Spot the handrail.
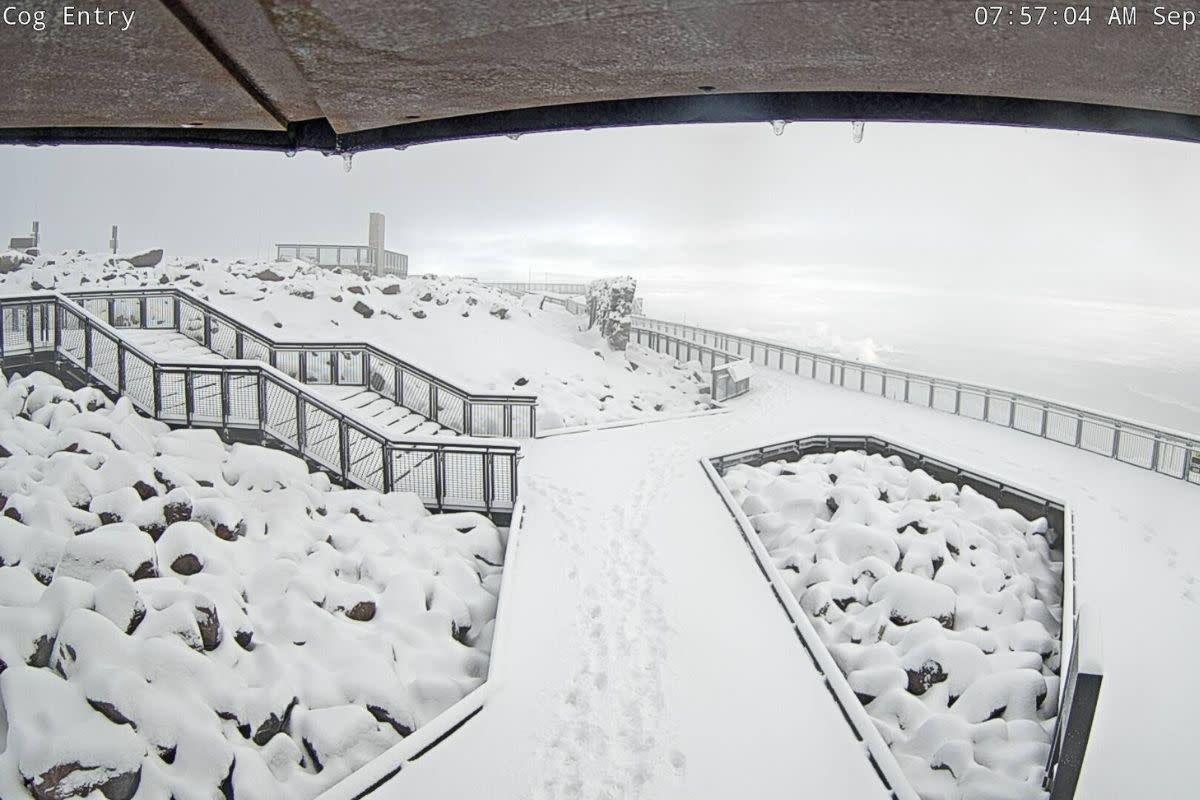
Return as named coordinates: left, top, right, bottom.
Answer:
left=0, top=292, right=520, bottom=522
left=63, top=288, right=537, bottom=437
left=635, top=316, right=1200, bottom=484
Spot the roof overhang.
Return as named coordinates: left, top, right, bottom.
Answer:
left=3, top=1, right=1198, bottom=153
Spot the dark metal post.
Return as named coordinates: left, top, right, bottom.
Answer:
left=338, top=422, right=349, bottom=482
left=153, top=368, right=161, bottom=417
left=184, top=370, right=194, bottom=426
left=116, top=342, right=126, bottom=393
left=220, top=372, right=231, bottom=428
left=202, top=312, right=212, bottom=349
left=382, top=445, right=394, bottom=492
left=296, top=394, right=307, bottom=450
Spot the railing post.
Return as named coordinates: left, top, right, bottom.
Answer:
left=296, top=395, right=307, bottom=450
left=982, top=391, right=990, bottom=420
left=430, top=384, right=439, bottom=425
left=1008, top=398, right=1016, bottom=428
left=859, top=370, right=865, bottom=391
left=172, top=296, right=181, bottom=331
left=338, top=422, right=349, bottom=483
left=363, top=351, right=371, bottom=389
left=220, top=372, right=231, bottom=429
left=1075, top=417, right=1084, bottom=447
left=395, top=365, right=403, bottom=406
left=1111, top=426, right=1121, bottom=458
left=235, top=331, right=244, bottom=360
left=810, top=357, right=816, bottom=379
left=904, top=377, right=910, bottom=403
left=202, top=312, right=211, bottom=349
left=483, top=453, right=494, bottom=512
left=298, top=351, right=308, bottom=383
left=256, top=373, right=267, bottom=443
left=464, top=401, right=473, bottom=436
left=382, top=445, right=394, bottom=492
left=1040, top=405, right=1049, bottom=437
left=1150, top=437, right=1161, bottom=472
left=434, top=451, right=445, bottom=511
left=954, top=386, right=962, bottom=415
left=116, top=341, right=126, bottom=393
left=84, top=324, right=93, bottom=373
left=184, top=370, right=194, bottom=427
left=153, top=368, right=161, bottom=417
left=107, top=297, right=115, bottom=325
left=329, top=351, right=337, bottom=385
left=139, top=296, right=148, bottom=328
left=26, top=305, right=35, bottom=351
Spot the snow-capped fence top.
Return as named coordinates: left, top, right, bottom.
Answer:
left=0, top=292, right=521, bottom=522
left=637, top=315, right=1200, bottom=486
left=63, top=287, right=538, bottom=438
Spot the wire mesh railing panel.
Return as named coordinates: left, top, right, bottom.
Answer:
left=1157, top=443, right=1188, bottom=479
left=402, top=371, right=432, bottom=417
left=843, top=365, right=863, bottom=390
left=81, top=297, right=109, bottom=323
left=368, top=360, right=396, bottom=397
left=305, top=351, right=334, bottom=384
left=179, top=302, right=206, bottom=343
left=337, top=351, right=365, bottom=385
left=111, top=298, right=141, bottom=328
left=346, top=425, right=385, bottom=491
left=471, top=404, right=505, bottom=437
left=438, top=392, right=465, bottom=433
left=1078, top=419, right=1115, bottom=454
left=814, top=360, right=833, bottom=384
left=240, top=334, right=269, bottom=364
left=442, top=451, right=485, bottom=507
left=301, top=401, right=341, bottom=470
left=89, top=331, right=120, bottom=390
left=146, top=296, right=175, bottom=328
left=492, top=453, right=515, bottom=508
left=511, top=406, right=534, bottom=438
left=1115, top=430, right=1155, bottom=469
left=122, top=350, right=154, bottom=411
left=931, top=385, right=957, bottom=412
left=988, top=396, right=1013, bottom=425
left=274, top=351, right=300, bottom=380
left=190, top=372, right=223, bottom=424
left=390, top=449, right=437, bottom=503
left=158, top=371, right=188, bottom=423
left=862, top=371, right=884, bottom=396
left=960, top=391, right=987, bottom=420
left=1, top=306, right=30, bottom=355
left=263, top=378, right=299, bottom=447
left=883, top=374, right=906, bottom=402
left=33, top=303, right=55, bottom=351
left=906, top=379, right=932, bottom=407
left=210, top=318, right=237, bottom=359
left=1046, top=411, right=1080, bottom=445
left=227, top=374, right=260, bottom=427
left=1014, top=402, right=1043, bottom=434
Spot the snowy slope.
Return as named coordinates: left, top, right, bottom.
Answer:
left=0, top=372, right=503, bottom=800
left=0, top=252, right=715, bottom=431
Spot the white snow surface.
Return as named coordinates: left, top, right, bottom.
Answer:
left=0, top=252, right=714, bottom=430
left=725, top=451, right=1063, bottom=799
left=0, top=372, right=504, bottom=799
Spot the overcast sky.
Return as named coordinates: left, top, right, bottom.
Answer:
left=2, top=121, right=1198, bottom=304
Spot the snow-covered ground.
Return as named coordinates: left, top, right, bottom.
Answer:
left=0, top=252, right=715, bottom=431
left=361, top=367, right=1199, bottom=800
left=0, top=372, right=503, bottom=800
left=726, top=452, right=1063, bottom=799
left=4, top=251, right=1199, bottom=800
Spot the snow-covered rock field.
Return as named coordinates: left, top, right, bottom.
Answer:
left=0, top=251, right=715, bottom=431
left=724, top=450, right=1063, bottom=800
left=0, top=371, right=504, bottom=799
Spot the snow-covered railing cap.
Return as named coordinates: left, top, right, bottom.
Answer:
left=716, top=360, right=753, bottom=383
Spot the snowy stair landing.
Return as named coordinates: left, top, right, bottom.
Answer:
left=308, top=385, right=457, bottom=437
left=119, top=330, right=457, bottom=437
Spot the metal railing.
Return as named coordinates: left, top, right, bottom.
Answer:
left=276, top=243, right=408, bottom=276
left=637, top=316, right=1200, bottom=484
left=483, top=281, right=588, bottom=296
left=0, top=293, right=520, bottom=522
left=62, top=288, right=537, bottom=439
left=706, top=434, right=1095, bottom=800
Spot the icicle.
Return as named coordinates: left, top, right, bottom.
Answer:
left=284, top=149, right=297, bottom=159
left=770, top=120, right=788, bottom=136
left=852, top=121, right=865, bottom=144
left=342, top=153, right=354, bottom=173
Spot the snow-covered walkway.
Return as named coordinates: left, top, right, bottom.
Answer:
left=364, top=367, right=1200, bottom=800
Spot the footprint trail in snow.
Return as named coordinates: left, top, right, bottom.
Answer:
left=528, top=446, right=681, bottom=800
